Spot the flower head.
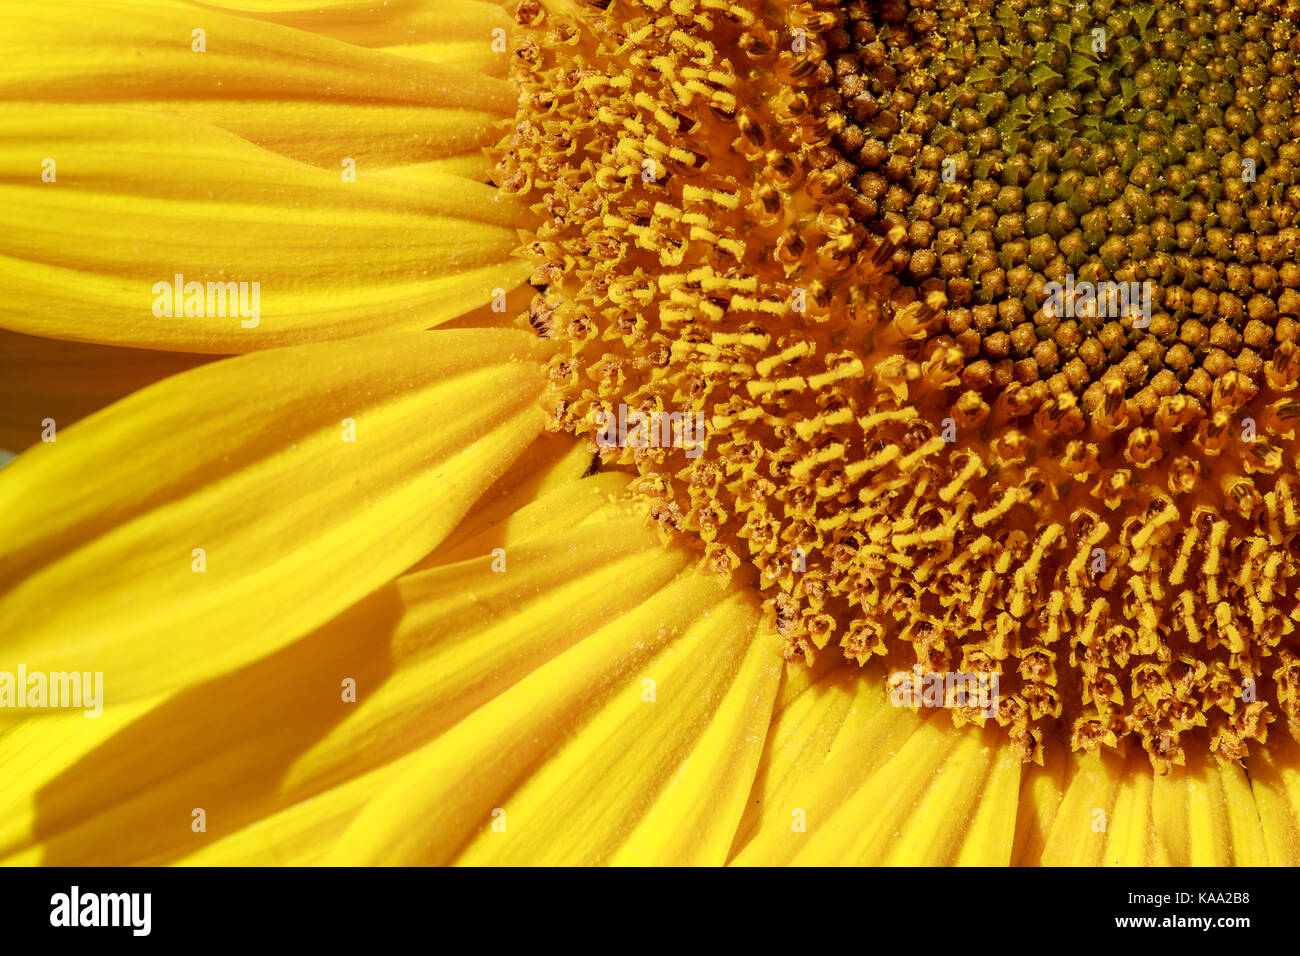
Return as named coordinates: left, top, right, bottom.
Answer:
left=3, top=0, right=1300, bottom=867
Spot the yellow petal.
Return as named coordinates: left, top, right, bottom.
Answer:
left=3, top=475, right=648, bottom=865
left=0, top=106, right=530, bottom=352
left=788, top=719, right=1021, bottom=866
left=383, top=154, right=499, bottom=181
left=0, top=586, right=403, bottom=865
left=0, top=328, right=549, bottom=702
left=326, top=560, right=779, bottom=865
left=1213, top=755, right=1270, bottom=866
left=0, top=0, right=513, bottom=169
left=432, top=471, right=628, bottom=565
left=1040, top=747, right=1267, bottom=866
left=1244, top=734, right=1300, bottom=865
left=147, top=100, right=508, bottom=173
left=1039, top=748, right=1157, bottom=865
left=1010, top=743, right=1066, bottom=865
left=0, top=329, right=211, bottom=451
left=728, top=659, right=922, bottom=865
left=1037, top=750, right=1119, bottom=865
left=173, top=759, right=410, bottom=866
left=457, top=589, right=778, bottom=866
left=1150, top=749, right=1266, bottom=865
left=428, top=432, right=594, bottom=560
left=194, top=0, right=512, bottom=74
left=282, top=513, right=695, bottom=802
left=439, top=284, right=537, bottom=332
left=0, top=694, right=162, bottom=860
left=607, top=619, right=781, bottom=866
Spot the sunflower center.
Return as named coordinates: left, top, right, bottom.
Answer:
left=831, top=0, right=1300, bottom=425
left=497, top=0, right=1300, bottom=770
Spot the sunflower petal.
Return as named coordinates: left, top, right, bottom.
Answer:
left=284, top=514, right=696, bottom=802
left=0, top=694, right=162, bottom=860
left=0, top=0, right=513, bottom=169
left=0, top=106, right=530, bottom=352
left=432, top=471, right=629, bottom=566
left=1, top=475, right=648, bottom=865
left=137, top=100, right=507, bottom=172
left=0, top=586, right=405, bottom=865
left=788, top=720, right=1021, bottom=866
left=326, top=561, right=779, bottom=865
left=0, top=328, right=549, bottom=703
left=606, top=618, right=781, bottom=866
left=426, top=433, right=594, bottom=560
left=1244, top=734, right=1300, bottom=865
left=728, top=660, right=922, bottom=865
left=1149, top=749, right=1264, bottom=865
left=1039, top=748, right=1162, bottom=865
left=191, top=0, right=512, bottom=74
left=1036, top=747, right=1265, bottom=866
left=1213, top=755, right=1270, bottom=866
left=0, top=330, right=210, bottom=451
left=1010, top=744, right=1066, bottom=865
left=172, top=759, right=410, bottom=866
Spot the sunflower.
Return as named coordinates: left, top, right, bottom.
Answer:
left=2, top=0, right=1300, bottom=868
